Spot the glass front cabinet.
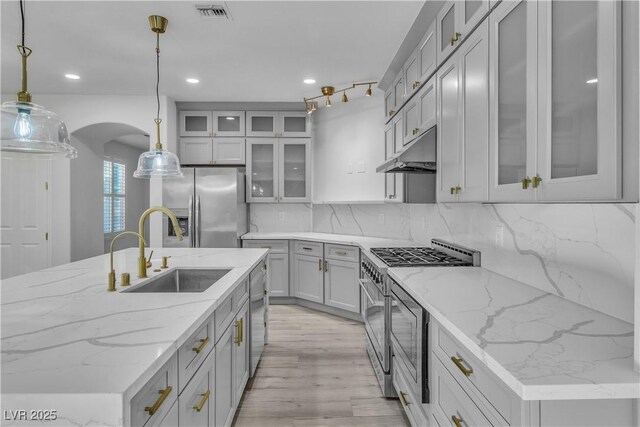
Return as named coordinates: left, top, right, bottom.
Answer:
left=489, top=0, right=621, bottom=202
left=247, top=138, right=311, bottom=203
left=246, top=111, right=310, bottom=138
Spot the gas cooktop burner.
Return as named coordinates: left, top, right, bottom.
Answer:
left=370, top=247, right=473, bottom=268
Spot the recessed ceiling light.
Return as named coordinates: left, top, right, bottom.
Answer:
left=65, top=74, right=80, bottom=80
left=586, top=78, right=598, bottom=84
left=186, top=78, right=200, bottom=84
left=303, top=78, right=316, bottom=84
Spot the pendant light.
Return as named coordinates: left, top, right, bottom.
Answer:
left=134, top=15, right=183, bottom=179
left=0, top=0, right=77, bottom=158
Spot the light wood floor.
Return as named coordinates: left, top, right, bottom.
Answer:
left=233, top=304, right=409, bottom=427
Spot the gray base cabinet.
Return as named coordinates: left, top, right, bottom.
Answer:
left=179, top=350, right=214, bottom=426
left=242, top=240, right=289, bottom=297
left=324, top=258, right=360, bottom=313
left=292, top=252, right=324, bottom=303
left=215, top=321, right=235, bottom=427
left=233, top=300, right=250, bottom=404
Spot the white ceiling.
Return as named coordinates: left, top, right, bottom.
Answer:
left=1, top=1, right=423, bottom=102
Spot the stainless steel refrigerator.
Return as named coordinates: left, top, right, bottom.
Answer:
left=162, top=168, right=247, bottom=248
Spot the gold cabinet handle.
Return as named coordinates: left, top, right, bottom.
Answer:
left=240, top=317, right=244, bottom=343
left=399, top=391, right=411, bottom=406
left=413, top=127, right=420, bottom=135
left=413, top=81, right=420, bottom=90
left=302, top=246, right=313, bottom=251
left=451, top=355, right=473, bottom=377
left=521, top=177, right=532, bottom=190
left=234, top=318, right=244, bottom=346
left=455, top=186, right=461, bottom=194
left=450, top=187, right=455, bottom=195
left=193, top=390, right=210, bottom=412
left=389, top=110, right=395, bottom=116
left=192, top=337, right=209, bottom=354
left=318, top=259, right=322, bottom=271
left=450, top=32, right=462, bottom=46
left=144, top=386, right=173, bottom=416
left=234, top=320, right=241, bottom=345
left=324, top=260, right=328, bottom=272
left=452, top=415, right=464, bottom=427
left=532, top=175, right=542, bottom=188
left=335, top=251, right=348, bottom=256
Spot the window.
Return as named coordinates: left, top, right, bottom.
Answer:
left=103, top=160, right=126, bottom=234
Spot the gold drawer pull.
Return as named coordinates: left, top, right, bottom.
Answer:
left=335, top=250, right=348, bottom=256
left=318, top=259, right=322, bottom=271
left=452, top=415, right=464, bottom=427
left=302, top=246, right=313, bottom=251
left=234, top=318, right=244, bottom=346
left=192, top=337, right=209, bottom=354
left=193, top=390, right=211, bottom=412
left=451, top=355, right=473, bottom=377
left=399, top=391, right=411, bottom=406
left=145, top=386, right=173, bottom=416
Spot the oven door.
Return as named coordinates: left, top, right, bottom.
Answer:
left=390, top=279, right=428, bottom=403
left=359, top=277, right=387, bottom=370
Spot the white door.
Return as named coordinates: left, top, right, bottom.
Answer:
left=458, top=20, right=489, bottom=202
left=535, top=0, right=621, bottom=201
left=215, top=323, right=235, bottom=427
left=417, top=77, right=437, bottom=136
left=278, top=139, right=311, bottom=203
left=180, top=138, right=213, bottom=165
left=488, top=0, right=537, bottom=202
left=246, top=138, right=278, bottom=203
left=417, top=21, right=437, bottom=84
left=324, top=258, right=360, bottom=313
left=403, top=48, right=420, bottom=97
left=268, top=253, right=289, bottom=297
left=437, top=1, right=460, bottom=64
left=280, top=112, right=311, bottom=138
left=233, top=300, right=250, bottom=404
left=180, top=111, right=212, bottom=137
left=212, top=111, right=246, bottom=137
left=179, top=350, right=214, bottom=427
left=246, top=111, right=278, bottom=137
left=213, top=138, right=245, bottom=165
left=1, top=157, right=50, bottom=279
left=293, top=253, right=323, bottom=303
left=436, top=56, right=461, bottom=202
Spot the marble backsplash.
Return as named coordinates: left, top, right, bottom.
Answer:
left=250, top=202, right=636, bottom=323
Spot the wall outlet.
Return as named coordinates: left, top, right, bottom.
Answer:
left=356, top=161, right=366, bottom=173
left=378, top=213, right=385, bottom=225
left=279, top=211, right=285, bottom=222
left=495, top=224, right=504, bottom=247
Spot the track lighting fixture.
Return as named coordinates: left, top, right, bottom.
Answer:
left=365, top=84, right=372, bottom=97
left=303, top=81, right=376, bottom=114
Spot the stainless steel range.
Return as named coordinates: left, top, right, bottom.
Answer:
left=359, top=239, right=479, bottom=398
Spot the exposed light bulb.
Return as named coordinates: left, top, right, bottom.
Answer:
left=325, top=97, right=332, bottom=107
left=365, top=84, right=372, bottom=96
left=342, top=92, right=349, bottom=103
left=13, top=110, right=33, bottom=140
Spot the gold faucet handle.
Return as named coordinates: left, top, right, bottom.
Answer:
left=121, top=272, right=131, bottom=286
left=146, top=250, right=154, bottom=268
left=108, top=270, right=116, bottom=292
left=161, top=256, right=171, bottom=269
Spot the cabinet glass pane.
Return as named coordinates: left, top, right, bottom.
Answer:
left=551, top=1, right=597, bottom=179
left=185, top=116, right=208, bottom=132
left=251, top=144, right=274, bottom=198
left=217, top=115, right=241, bottom=132
left=441, top=5, right=455, bottom=50
left=251, top=116, right=274, bottom=132
left=465, top=0, right=482, bottom=23
left=282, top=144, right=306, bottom=198
left=394, top=79, right=404, bottom=107
left=283, top=116, right=306, bottom=133
left=497, top=2, right=527, bottom=185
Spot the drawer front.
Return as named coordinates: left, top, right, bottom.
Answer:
left=392, top=355, right=428, bottom=427
left=294, top=240, right=323, bottom=256
left=178, top=317, right=214, bottom=392
left=433, top=356, right=492, bottom=427
left=242, top=239, right=288, bottom=253
left=324, top=243, right=359, bottom=262
left=234, top=277, right=250, bottom=309
left=179, top=349, right=214, bottom=427
left=215, top=293, right=235, bottom=343
left=131, top=353, right=178, bottom=427
left=435, top=324, right=513, bottom=424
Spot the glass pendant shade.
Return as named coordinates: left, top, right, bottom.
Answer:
left=1, top=101, right=77, bottom=158
left=133, top=146, right=183, bottom=178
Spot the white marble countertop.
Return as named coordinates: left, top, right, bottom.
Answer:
left=389, top=267, right=639, bottom=401
left=243, top=231, right=639, bottom=401
left=1, top=247, right=267, bottom=425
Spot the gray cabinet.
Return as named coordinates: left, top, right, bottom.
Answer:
left=178, top=350, right=214, bottom=427
left=233, top=299, right=250, bottom=404
left=247, top=111, right=310, bottom=138
left=180, top=137, right=245, bottom=166
left=215, top=321, right=235, bottom=427
left=324, top=257, right=360, bottom=314
left=292, top=252, right=324, bottom=304
left=242, top=240, right=289, bottom=297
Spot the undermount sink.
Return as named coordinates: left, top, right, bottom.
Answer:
left=124, top=268, right=232, bottom=293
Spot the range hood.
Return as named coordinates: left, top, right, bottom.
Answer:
left=376, top=125, right=436, bottom=174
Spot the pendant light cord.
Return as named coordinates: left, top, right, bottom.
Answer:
left=20, top=0, right=25, bottom=46
left=156, top=32, right=160, bottom=122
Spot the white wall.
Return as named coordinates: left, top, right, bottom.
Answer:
left=312, top=93, right=385, bottom=202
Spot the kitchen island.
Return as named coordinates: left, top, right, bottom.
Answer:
left=1, top=247, right=268, bottom=426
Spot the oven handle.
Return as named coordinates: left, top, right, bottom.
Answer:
left=358, top=279, right=376, bottom=305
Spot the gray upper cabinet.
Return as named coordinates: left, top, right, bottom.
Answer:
left=280, top=112, right=311, bottom=137
left=417, top=21, right=437, bottom=85
left=437, top=0, right=489, bottom=65
left=212, top=111, right=246, bottom=137
left=403, top=49, right=420, bottom=98
left=180, top=111, right=212, bottom=137
left=246, top=111, right=278, bottom=137
left=246, top=111, right=310, bottom=137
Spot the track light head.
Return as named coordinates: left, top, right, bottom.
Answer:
left=365, top=84, right=372, bottom=97
left=342, top=92, right=349, bottom=103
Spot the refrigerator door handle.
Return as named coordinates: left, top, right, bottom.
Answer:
left=195, top=195, right=201, bottom=248
left=188, top=195, right=194, bottom=248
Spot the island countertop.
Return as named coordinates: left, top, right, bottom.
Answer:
left=1, top=247, right=267, bottom=426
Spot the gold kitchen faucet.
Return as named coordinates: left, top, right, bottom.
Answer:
left=138, top=207, right=183, bottom=278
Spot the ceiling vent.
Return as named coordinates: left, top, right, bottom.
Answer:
left=195, top=4, right=232, bottom=20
